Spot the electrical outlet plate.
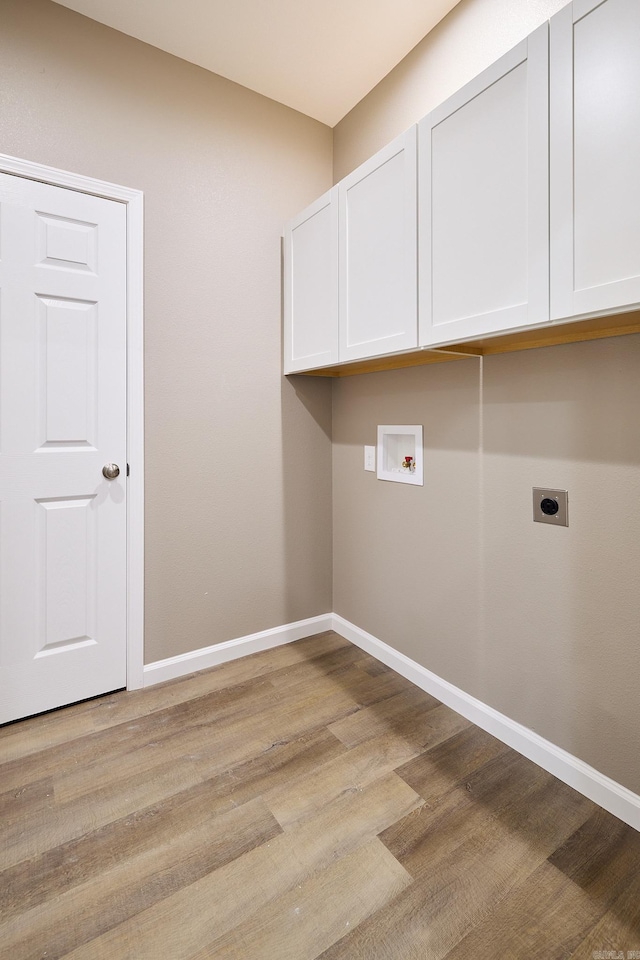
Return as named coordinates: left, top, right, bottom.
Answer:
left=533, top=488, right=568, bottom=526
left=364, top=445, right=376, bottom=472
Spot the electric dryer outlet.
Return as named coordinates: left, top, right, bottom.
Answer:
left=532, top=488, right=568, bottom=526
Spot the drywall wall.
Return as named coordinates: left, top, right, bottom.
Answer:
left=332, top=0, right=640, bottom=794
left=333, top=340, right=640, bottom=794
left=0, top=0, right=333, bottom=662
left=332, top=360, right=483, bottom=696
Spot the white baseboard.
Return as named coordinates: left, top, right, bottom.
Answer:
left=143, top=614, right=333, bottom=687
left=332, top=614, right=640, bottom=833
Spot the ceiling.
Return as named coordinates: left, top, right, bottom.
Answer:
left=51, top=0, right=460, bottom=126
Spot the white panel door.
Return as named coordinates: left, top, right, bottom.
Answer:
left=550, top=0, right=640, bottom=320
left=283, top=187, right=338, bottom=373
left=0, top=172, right=127, bottom=724
left=419, top=24, right=549, bottom=345
left=339, top=127, right=417, bottom=362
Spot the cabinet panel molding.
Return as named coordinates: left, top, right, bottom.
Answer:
left=419, top=23, right=549, bottom=345
left=550, top=0, right=640, bottom=320
left=338, top=126, right=418, bottom=362
left=283, top=187, right=338, bottom=374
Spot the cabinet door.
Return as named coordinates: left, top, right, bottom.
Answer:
left=419, top=24, right=549, bottom=345
left=283, top=187, right=338, bottom=374
left=550, top=0, right=640, bottom=321
left=339, top=127, right=417, bottom=362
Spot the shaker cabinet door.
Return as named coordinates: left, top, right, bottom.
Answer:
left=550, top=0, right=640, bottom=321
left=283, top=187, right=338, bottom=374
left=338, top=127, right=418, bottom=362
left=419, top=23, right=549, bottom=345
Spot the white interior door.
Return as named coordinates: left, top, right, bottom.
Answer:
left=0, top=171, right=127, bottom=724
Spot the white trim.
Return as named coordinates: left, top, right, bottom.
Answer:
left=332, top=614, right=640, bottom=833
left=143, top=614, right=334, bottom=686
left=124, top=191, right=145, bottom=690
left=0, top=154, right=145, bottom=692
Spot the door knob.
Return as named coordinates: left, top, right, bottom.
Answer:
left=102, top=463, right=120, bottom=480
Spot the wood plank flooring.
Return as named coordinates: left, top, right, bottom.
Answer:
left=1, top=631, right=639, bottom=959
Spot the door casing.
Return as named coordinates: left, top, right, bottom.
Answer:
left=0, top=153, right=144, bottom=691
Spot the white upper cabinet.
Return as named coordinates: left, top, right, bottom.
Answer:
left=284, top=3, right=640, bottom=374
left=339, top=127, right=418, bottom=362
left=283, top=187, right=338, bottom=374
left=419, top=24, right=549, bottom=345
left=550, top=0, right=640, bottom=321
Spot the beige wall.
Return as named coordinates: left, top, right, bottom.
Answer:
left=332, top=0, right=640, bottom=793
left=0, top=0, right=333, bottom=662
left=332, top=360, right=483, bottom=695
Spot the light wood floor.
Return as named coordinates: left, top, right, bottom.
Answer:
left=1, top=631, right=639, bottom=959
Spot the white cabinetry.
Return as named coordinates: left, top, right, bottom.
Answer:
left=284, top=3, right=640, bottom=376
left=283, top=187, right=338, bottom=374
left=339, top=127, right=418, bottom=362
left=550, top=0, right=640, bottom=321
left=419, top=24, right=549, bottom=345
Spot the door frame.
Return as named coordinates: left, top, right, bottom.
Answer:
left=0, top=153, right=145, bottom=690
